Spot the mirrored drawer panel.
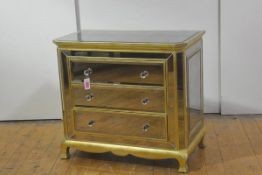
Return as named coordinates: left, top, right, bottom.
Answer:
left=72, top=84, right=165, bottom=112
left=70, top=61, right=164, bottom=85
left=74, top=109, right=167, bottom=140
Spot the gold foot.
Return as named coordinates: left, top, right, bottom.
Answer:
left=198, top=136, right=205, bottom=149
left=177, top=155, right=189, bottom=173
left=61, top=142, right=70, bottom=159
left=178, top=162, right=188, bottom=173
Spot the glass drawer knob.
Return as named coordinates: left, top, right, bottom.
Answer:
left=88, top=120, right=95, bottom=127
left=143, top=124, right=150, bottom=132
left=85, top=93, right=94, bottom=101
left=84, top=68, right=93, bottom=77
left=141, top=97, right=150, bottom=105
left=140, top=70, right=149, bottom=79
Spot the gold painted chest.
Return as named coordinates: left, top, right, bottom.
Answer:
left=54, top=30, right=205, bottom=173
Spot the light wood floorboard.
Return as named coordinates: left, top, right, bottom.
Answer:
left=0, top=115, right=262, bottom=175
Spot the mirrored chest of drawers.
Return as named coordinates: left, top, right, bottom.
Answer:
left=54, top=30, right=205, bottom=173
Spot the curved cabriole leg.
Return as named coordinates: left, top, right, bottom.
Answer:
left=198, top=136, right=205, bottom=149
left=178, top=160, right=189, bottom=173
left=61, top=142, right=70, bottom=159
left=177, top=154, right=189, bottom=173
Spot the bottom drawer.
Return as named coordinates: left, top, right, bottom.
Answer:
left=74, top=109, right=167, bottom=140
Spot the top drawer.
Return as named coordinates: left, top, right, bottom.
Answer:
left=69, top=57, right=165, bottom=85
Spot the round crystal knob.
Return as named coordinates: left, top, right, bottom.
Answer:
left=84, top=68, right=93, bottom=77
left=88, top=120, right=95, bottom=127
left=140, top=70, right=149, bottom=79
left=141, top=97, right=150, bottom=105
left=85, top=93, right=94, bottom=101
left=143, top=123, right=150, bottom=132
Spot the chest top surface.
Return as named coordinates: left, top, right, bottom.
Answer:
left=55, top=30, right=201, bottom=43
left=54, top=30, right=204, bottom=50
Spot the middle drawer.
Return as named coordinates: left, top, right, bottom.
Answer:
left=72, top=84, right=165, bottom=112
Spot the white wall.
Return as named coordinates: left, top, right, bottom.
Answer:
left=79, top=0, right=220, bottom=113
left=1, top=0, right=261, bottom=119
left=221, top=0, right=262, bottom=114
left=0, top=0, right=75, bottom=120
left=0, top=0, right=220, bottom=120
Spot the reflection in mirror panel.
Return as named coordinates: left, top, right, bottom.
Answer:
left=65, top=51, right=170, bottom=85
left=187, top=51, right=202, bottom=133
left=68, top=51, right=170, bottom=59
left=175, top=53, right=186, bottom=148
left=70, top=62, right=164, bottom=85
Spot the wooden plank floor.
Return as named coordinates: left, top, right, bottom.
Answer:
left=1, top=115, right=262, bottom=175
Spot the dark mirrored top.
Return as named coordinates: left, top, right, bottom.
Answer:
left=54, top=30, right=202, bottom=44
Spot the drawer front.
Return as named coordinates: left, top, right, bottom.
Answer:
left=74, top=110, right=166, bottom=139
left=70, top=62, right=164, bottom=85
left=72, top=84, right=165, bottom=112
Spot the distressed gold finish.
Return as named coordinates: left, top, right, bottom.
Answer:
left=60, top=127, right=205, bottom=173
left=55, top=30, right=205, bottom=173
